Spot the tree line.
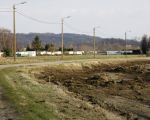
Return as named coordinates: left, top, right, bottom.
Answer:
left=25, top=35, right=150, bottom=56
left=0, top=27, right=150, bottom=56
left=27, top=35, right=73, bottom=55
left=141, top=35, right=150, bottom=55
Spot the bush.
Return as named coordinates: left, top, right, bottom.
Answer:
left=146, top=51, right=150, bottom=57
left=3, top=48, right=12, bottom=57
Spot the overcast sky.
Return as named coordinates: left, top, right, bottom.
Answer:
left=1, top=0, right=150, bottom=39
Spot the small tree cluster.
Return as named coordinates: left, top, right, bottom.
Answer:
left=26, top=35, right=42, bottom=55
left=141, top=35, right=150, bottom=55
left=0, top=28, right=13, bottom=57
left=45, top=43, right=55, bottom=52
left=32, top=35, right=42, bottom=53
left=58, top=47, right=73, bottom=51
left=27, top=35, right=74, bottom=54
left=26, top=35, right=57, bottom=55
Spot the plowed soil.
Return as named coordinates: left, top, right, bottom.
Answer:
left=38, top=60, right=150, bottom=120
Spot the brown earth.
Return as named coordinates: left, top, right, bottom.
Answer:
left=36, top=60, right=150, bottom=120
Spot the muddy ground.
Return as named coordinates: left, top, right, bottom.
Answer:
left=36, top=60, right=150, bottom=120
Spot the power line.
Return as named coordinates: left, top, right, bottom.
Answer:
left=64, top=22, right=91, bottom=35
left=16, top=11, right=60, bottom=25
left=64, top=22, right=119, bottom=38
left=0, top=10, right=116, bottom=38
left=0, top=8, right=12, bottom=12
left=0, top=8, right=10, bottom=9
left=0, top=11, right=12, bottom=12
left=64, top=22, right=111, bottom=37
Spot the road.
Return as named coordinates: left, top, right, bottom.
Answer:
left=0, top=60, right=86, bottom=69
left=0, top=57, right=149, bottom=69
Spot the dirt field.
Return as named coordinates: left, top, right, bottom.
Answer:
left=0, top=59, right=149, bottom=120
left=35, top=60, right=150, bottom=120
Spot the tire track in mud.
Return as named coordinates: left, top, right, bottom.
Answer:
left=104, top=96, right=150, bottom=120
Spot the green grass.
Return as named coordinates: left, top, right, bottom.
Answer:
left=0, top=54, right=147, bottom=65
left=0, top=68, right=59, bottom=120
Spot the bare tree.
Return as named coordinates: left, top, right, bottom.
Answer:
left=0, top=28, right=13, bottom=56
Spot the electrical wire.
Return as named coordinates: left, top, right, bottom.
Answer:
left=16, top=11, right=60, bottom=25
left=0, top=10, right=117, bottom=38
left=0, top=10, right=107, bottom=37
left=64, top=22, right=112, bottom=38
left=64, top=22, right=92, bottom=35
left=0, top=8, right=10, bottom=9
left=0, top=8, right=12, bottom=12
left=0, top=9, right=91, bottom=35
left=0, top=11, right=12, bottom=12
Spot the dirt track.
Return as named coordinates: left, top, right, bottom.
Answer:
left=0, top=87, right=18, bottom=120
left=37, top=60, right=150, bottom=120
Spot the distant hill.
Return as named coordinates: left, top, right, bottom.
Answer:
left=16, top=33, right=140, bottom=51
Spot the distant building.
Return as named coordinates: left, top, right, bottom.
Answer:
left=65, top=51, right=74, bottom=55
left=120, top=51, right=133, bottom=55
left=39, top=51, right=85, bottom=55
left=106, top=51, right=121, bottom=55
left=16, top=51, right=36, bottom=57
left=40, top=51, right=47, bottom=55
left=0, top=52, right=4, bottom=57
left=86, top=51, right=98, bottom=55
left=65, top=51, right=84, bottom=55
left=39, top=51, right=62, bottom=56
left=47, top=52, right=52, bottom=55
left=73, top=51, right=84, bottom=55
left=106, top=51, right=133, bottom=55
left=52, top=51, right=62, bottom=55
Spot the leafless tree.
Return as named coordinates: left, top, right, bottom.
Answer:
left=0, top=28, right=13, bottom=51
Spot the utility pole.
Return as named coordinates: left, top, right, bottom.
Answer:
left=93, top=26, right=100, bottom=59
left=124, top=31, right=131, bottom=56
left=61, top=16, right=71, bottom=60
left=13, top=4, right=16, bottom=62
left=12, top=2, right=27, bottom=62
left=61, top=18, right=64, bottom=60
left=93, top=27, right=96, bottom=58
left=125, top=32, right=127, bottom=56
